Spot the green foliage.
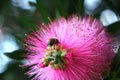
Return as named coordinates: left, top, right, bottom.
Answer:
left=17, top=15, right=37, bottom=30
left=35, top=0, right=84, bottom=23
left=107, top=21, right=120, bottom=33
left=4, top=49, right=28, bottom=60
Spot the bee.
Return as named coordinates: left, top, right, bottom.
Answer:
left=48, top=38, right=59, bottom=46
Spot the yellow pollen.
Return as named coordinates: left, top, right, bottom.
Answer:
left=42, top=44, right=67, bottom=69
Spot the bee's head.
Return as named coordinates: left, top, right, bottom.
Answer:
left=48, top=38, right=59, bottom=46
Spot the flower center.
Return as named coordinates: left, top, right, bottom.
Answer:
left=42, top=38, right=67, bottom=69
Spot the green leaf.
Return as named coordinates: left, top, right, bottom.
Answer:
left=36, top=0, right=51, bottom=23
left=107, top=21, right=120, bottom=33
left=4, top=49, right=28, bottom=60
left=78, top=0, right=84, bottom=15
left=17, top=16, right=36, bottom=30
left=55, top=8, right=61, bottom=19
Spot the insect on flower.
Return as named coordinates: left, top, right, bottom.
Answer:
left=24, top=15, right=117, bottom=80
left=41, top=38, right=67, bottom=69
left=48, top=38, right=60, bottom=46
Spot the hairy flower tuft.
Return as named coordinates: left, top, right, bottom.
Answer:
left=24, top=16, right=117, bottom=80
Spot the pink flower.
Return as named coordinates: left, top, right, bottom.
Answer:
left=24, top=16, right=117, bottom=80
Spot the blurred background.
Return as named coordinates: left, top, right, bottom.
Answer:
left=0, top=0, right=120, bottom=80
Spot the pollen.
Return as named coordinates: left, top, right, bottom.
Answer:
left=42, top=39, right=67, bottom=69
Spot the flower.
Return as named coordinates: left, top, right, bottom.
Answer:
left=24, top=16, right=117, bottom=80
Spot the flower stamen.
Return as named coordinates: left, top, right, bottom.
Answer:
left=42, top=38, right=67, bottom=69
